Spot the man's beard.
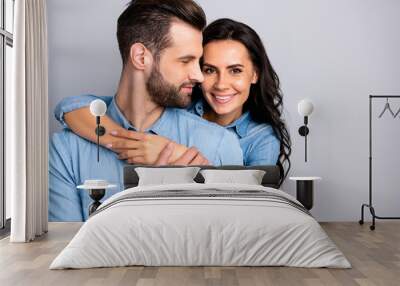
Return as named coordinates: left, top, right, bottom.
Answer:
left=146, top=64, right=192, bottom=108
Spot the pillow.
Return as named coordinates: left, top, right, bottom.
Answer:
left=135, top=167, right=200, bottom=186
left=200, top=169, right=266, bottom=185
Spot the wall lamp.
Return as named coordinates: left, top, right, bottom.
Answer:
left=90, top=99, right=107, bottom=162
left=297, top=99, right=314, bottom=162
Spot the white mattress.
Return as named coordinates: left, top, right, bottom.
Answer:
left=50, top=183, right=351, bottom=269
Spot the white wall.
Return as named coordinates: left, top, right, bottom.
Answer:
left=47, top=0, right=400, bottom=221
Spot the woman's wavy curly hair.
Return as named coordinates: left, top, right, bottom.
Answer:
left=197, top=18, right=292, bottom=186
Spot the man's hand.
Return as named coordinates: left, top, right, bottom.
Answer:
left=155, top=143, right=210, bottom=166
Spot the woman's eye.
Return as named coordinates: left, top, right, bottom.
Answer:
left=231, top=68, right=243, bottom=74
left=203, top=68, right=215, bottom=74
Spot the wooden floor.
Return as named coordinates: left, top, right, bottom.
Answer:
left=0, top=222, right=399, bottom=286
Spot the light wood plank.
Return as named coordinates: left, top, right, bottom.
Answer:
left=0, top=222, right=399, bottom=286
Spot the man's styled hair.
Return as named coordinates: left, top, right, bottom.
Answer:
left=117, top=0, right=206, bottom=65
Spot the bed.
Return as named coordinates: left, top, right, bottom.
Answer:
left=50, top=165, right=350, bottom=269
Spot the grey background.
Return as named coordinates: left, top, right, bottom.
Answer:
left=47, top=0, right=400, bottom=221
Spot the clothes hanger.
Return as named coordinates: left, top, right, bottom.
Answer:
left=394, top=106, right=400, bottom=118
left=378, top=98, right=395, bottom=118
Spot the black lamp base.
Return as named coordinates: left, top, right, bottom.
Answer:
left=95, top=125, right=106, bottom=136
left=298, top=126, right=309, bottom=136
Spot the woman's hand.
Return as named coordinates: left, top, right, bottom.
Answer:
left=105, top=129, right=171, bottom=164
left=105, top=129, right=210, bottom=165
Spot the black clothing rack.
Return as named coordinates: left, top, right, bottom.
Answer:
left=359, top=95, right=400, bottom=230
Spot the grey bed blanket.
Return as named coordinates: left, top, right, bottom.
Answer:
left=50, top=183, right=350, bottom=269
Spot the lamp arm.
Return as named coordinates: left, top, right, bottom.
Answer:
left=96, top=116, right=100, bottom=162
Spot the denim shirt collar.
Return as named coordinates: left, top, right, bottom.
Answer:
left=192, top=98, right=251, bottom=138
left=107, top=96, right=171, bottom=135
left=225, top=111, right=252, bottom=138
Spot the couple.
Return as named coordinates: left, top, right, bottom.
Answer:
left=49, top=0, right=291, bottom=221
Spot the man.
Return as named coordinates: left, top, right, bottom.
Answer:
left=49, top=0, right=243, bottom=221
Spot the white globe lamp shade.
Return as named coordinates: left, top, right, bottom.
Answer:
left=90, top=99, right=107, bottom=117
left=298, top=99, right=314, bottom=116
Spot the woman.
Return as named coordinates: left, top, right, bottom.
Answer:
left=55, top=18, right=291, bottom=184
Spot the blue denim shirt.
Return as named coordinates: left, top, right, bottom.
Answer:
left=187, top=98, right=280, bottom=166
left=49, top=96, right=243, bottom=221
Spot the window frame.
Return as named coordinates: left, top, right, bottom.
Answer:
left=0, top=0, right=14, bottom=233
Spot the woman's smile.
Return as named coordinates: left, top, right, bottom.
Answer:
left=211, top=92, right=238, bottom=104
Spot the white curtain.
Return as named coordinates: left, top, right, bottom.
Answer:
left=8, top=0, right=49, bottom=242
